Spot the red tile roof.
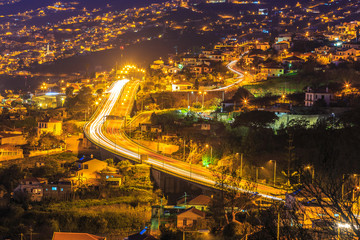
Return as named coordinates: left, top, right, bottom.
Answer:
left=52, top=232, right=105, bottom=240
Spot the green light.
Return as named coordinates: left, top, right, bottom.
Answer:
left=178, top=64, right=184, bottom=69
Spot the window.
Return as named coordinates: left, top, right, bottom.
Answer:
left=52, top=187, right=57, bottom=191
left=84, top=164, right=88, bottom=169
left=60, top=188, right=63, bottom=192
left=183, top=219, right=187, bottom=226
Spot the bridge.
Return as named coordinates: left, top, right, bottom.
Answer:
left=84, top=74, right=286, bottom=202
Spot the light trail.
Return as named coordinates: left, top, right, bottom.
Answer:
left=85, top=79, right=285, bottom=201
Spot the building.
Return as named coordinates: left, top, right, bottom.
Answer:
left=255, top=42, right=270, bottom=51
left=177, top=194, right=212, bottom=211
left=38, top=118, right=62, bottom=136
left=13, top=177, right=47, bottom=202
left=285, top=185, right=335, bottom=229
left=74, top=159, right=118, bottom=185
left=305, top=87, right=333, bottom=107
left=273, top=41, right=290, bottom=51
left=333, top=48, right=360, bottom=61
left=177, top=207, right=206, bottom=228
left=190, top=64, right=212, bottom=74
left=171, top=82, right=193, bottom=91
left=0, top=144, right=24, bottom=161
left=32, top=93, right=66, bottom=109
left=52, top=232, right=106, bottom=240
left=43, top=180, right=73, bottom=200
left=275, top=34, right=292, bottom=43
left=0, top=131, right=26, bottom=145
left=150, top=59, right=164, bottom=70
left=260, top=64, right=284, bottom=78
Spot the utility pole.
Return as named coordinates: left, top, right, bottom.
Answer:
left=183, top=139, right=186, bottom=161
left=277, top=210, right=280, bottom=240
left=287, top=133, right=294, bottom=186
left=240, top=153, right=243, bottom=177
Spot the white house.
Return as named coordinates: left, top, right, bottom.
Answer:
left=305, top=87, right=333, bottom=107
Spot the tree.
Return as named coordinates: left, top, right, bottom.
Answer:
left=210, top=165, right=258, bottom=232
left=0, top=165, right=25, bottom=192
left=232, top=111, right=278, bottom=128
left=287, top=169, right=360, bottom=239
left=38, top=132, right=62, bottom=150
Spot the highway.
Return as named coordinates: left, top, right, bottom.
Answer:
left=84, top=77, right=285, bottom=202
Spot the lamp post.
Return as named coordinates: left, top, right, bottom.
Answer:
left=199, top=91, right=207, bottom=110
left=256, top=167, right=264, bottom=182
left=236, top=153, right=243, bottom=177
left=206, top=144, right=212, bottom=164
left=188, top=91, right=193, bottom=109
left=305, top=165, right=315, bottom=183
left=270, top=160, right=277, bottom=186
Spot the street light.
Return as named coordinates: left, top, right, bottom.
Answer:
left=270, top=160, right=277, bottom=186
left=199, top=91, right=207, bottom=110
left=205, top=144, right=212, bottom=164
left=305, top=165, right=315, bottom=183
left=256, top=167, right=264, bottom=182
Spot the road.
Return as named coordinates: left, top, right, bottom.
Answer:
left=84, top=79, right=285, bottom=201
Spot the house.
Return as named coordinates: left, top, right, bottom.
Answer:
left=333, top=48, right=360, bottom=61
left=0, top=144, right=24, bottom=161
left=177, top=195, right=212, bottom=211
left=273, top=41, right=290, bottom=51
left=150, top=59, right=164, bottom=70
left=190, top=64, right=212, bottom=74
left=314, top=45, right=334, bottom=55
left=305, top=87, right=333, bottom=107
left=13, top=177, right=47, bottom=202
left=140, top=124, right=162, bottom=133
left=32, top=93, right=66, bottom=109
left=282, top=56, right=305, bottom=65
left=177, top=207, right=206, bottom=228
left=38, top=118, right=62, bottom=136
left=43, top=180, right=73, bottom=200
left=52, top=232, right=106, bottom=240
left=181, top=55, right=203, bottom=66
left=204, top=51, right=223, bottom=61
left=275, top=34, right=292, bottom=43
left=105, top=174, right=122, bottom=187
left=75, top=159, right=118, bottom=184
left=192, top=123, right=211, bottom=131
left=151, top=125, right=162, bottom=133
left=162, top=133, right=177, bottom=141
left=260, top=64, right=284, bottom=78
left=172, top=82, right=193, bottom=92
left=285, top=185, right=335, bottom=229
left=167, top=66, right=181, bottom=74
left=0, top=131, right=26, bottom=145
left=255, top=42, right=270, bottom=51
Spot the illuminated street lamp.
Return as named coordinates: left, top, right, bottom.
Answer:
left=305, top=165, right=315, bottom=183
left=199, top=91, right=207, bottom=110
left=344, top=82, right=350, bottom=89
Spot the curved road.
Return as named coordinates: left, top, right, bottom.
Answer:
left=84, top=76, right=285, bottom=202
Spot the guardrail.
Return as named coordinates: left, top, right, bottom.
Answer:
left=84, top=80, right=286, bottom=201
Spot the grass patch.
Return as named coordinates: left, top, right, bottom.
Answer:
left=243, top=75, right=309, bottom=97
